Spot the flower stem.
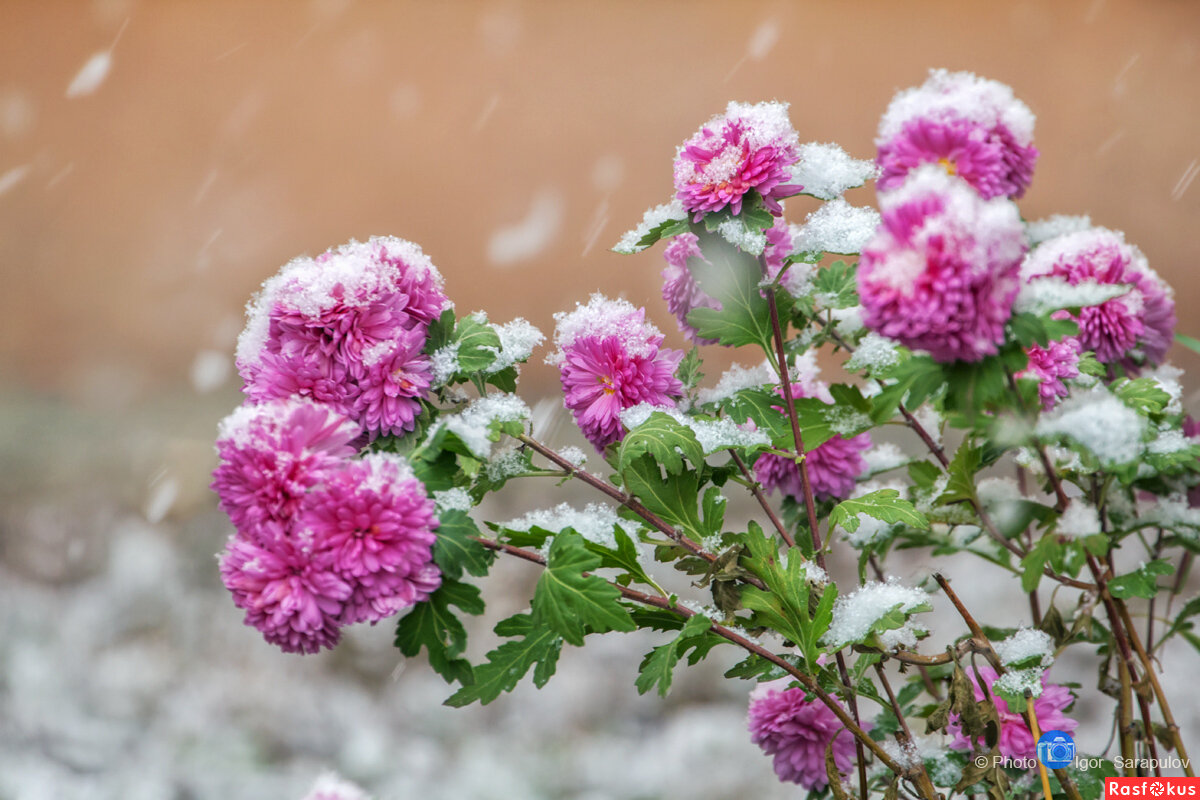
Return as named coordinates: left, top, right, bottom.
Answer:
left=730, top=449, right=796, bottom=549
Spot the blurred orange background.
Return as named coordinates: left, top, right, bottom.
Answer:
left=2, top=0, right=1199, bottom=405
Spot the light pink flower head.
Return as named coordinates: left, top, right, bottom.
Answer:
left=219, top=529, right=351, bottom=655
left=748, top=682, right=858, bottom=790
left=876, top=69, right=1038, bottom=199
left=1021, top=227, right=1176, bottom=372
left=673, top=101, right=801, bottom=221
left=210, top=399, right=361, bottom=544
left=947, top=665, right=1077, bottom=759
left=236, top=237, right=448, bottom=436
left=301, top=771, right=373, bottom=800
left=753, top=379, right=870, bottom=502
left=298, top=453, right=441, bottom=625
left=1019, top=337, right=1082, bottom=410
left=858, top=166, right=1026, bottom=362
left=551, top=294, right=684, bottom=451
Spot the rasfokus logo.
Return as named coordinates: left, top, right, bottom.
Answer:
left=1105, top=778, right=1200, bottom=798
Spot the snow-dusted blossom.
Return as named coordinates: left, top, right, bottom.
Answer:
left=876, top=69, right=1038, bottom=200
left=236, top=236, right=449, bottom=437
left=661, top=232, right=721, bottom=344
left=552, top=295, right=684, bottom=450
left=858, top=166, right=1026, bottom=362
left=673, top=101, right=801, bottom=221
left=299, top=454, right=440, bottom=625
left=1021, top=227, right=1176, bottom=372
left=1019, top=337, right=1081, bottom=410
left=947, top=665, right=1077, bottom=759
left=748, top=682, right=858, bottom=790
left=219, top=529, right=351, bottom=655
left=210, top=399, right=360, bottom=544
left=754, top=382, right=871, bottom=502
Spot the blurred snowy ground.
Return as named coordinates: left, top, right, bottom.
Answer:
left=2, top=388, right=1197, bottom=800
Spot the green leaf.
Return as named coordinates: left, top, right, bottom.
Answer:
left=618, top=411, right=705, bottom=476
left=1021, top=535, right=1061, bottom=593
left=829, top=489, right=929, bottom=534
left=582, top=526, right=661, bottom=593
left=677, top=346, right=704, bottom=390
left=634, top=614, right=717, bottom=697
left=939, top=441, right=982, bottom=505
left=685, top=229, right=775, bottom=350
left=813, top=260, right=858, bottom=309
left=1112, top=377, right=1172, bottom=416
left=621, top=455, right=704, bottom=540
left=395, top=578, right=484, bottom=686
left=444, top=614, right=563, bottom=706
left=433, top=510, right=495, bottom=580
left=452, top=313, right=504, bottom=375
left=614, top=215, right=690, bottom=254
left=1156, top=596, right=1200, bottom=646
left=715, top=386, right=850, bottom=452
left=1108, top=559, right=1173, bottom=599
left=531, top=531, right=636, bottom=646
left=1176, top=332, right=1200, bottom=357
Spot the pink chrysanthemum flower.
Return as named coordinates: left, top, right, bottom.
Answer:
left=1021, top=227, right=1176, bottom=372
left=236, top=236, right=448, bottom=436
left=299, top=454, right=441, bottom=625
left=947, top=665, right=1077, bottom=759
left=551, top=294, right=684, bottom=451
left=876, top=69, right=1038, bottom=199
left=858, top=166, right=1026, bottom=363
left=210, top=399, right=361, bottom=544
left=1019, top=337, right=1081, bottom=410
left=673, top=101, right=801, bottom=221
left=219, top=529, right=351, bottom=655
left=753, top=380, right=871, bottom=502
left=661, top=233, right=721, bottom=345
left=748, top=682, right=858, bottom=790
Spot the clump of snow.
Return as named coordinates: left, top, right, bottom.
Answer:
left=995, top=668, right=1045, bottom=700
left=823, top=578, right=930, bottom=650
left=697, top=360, right=780, bottom=405
left=1144, top=364, right=1184, bottom=416
left=433, top=488, right=473, bottom=513
left=485, top=448, right=529, bottom=483
left=846, top=333, right=902, bottom=373
left=911, top=405, right=942, bottom=448
left=1144, top=494, right=1200, bottom=531
left=619, top=404, right=770, bottom=453
left=995, top=628, right=1054, bottom=669
left=430, top=342, right=461, bottom=385
left=1013, top=276, right=1130, bottom=315
left=1057, top=501, right=1101, bottom=538
left=792, top=199, right=881, bottom=256
left=1026, top=214, right=1092, bottom=246
left=827, top=407, right=870, bottom=436
left=427, top=393, right=530, bottom=459
left=548, top=293, right=663, bottom=364
left=484, top=317, right=545, bottom=373
left=503, top=502, right=639, bottom=550
left=1148, top=426, right=1194, bottom=456
left=862, top=442, right=908, bottom=475
left=1035, top=385, right=1146, bottom=466
left=558, top=446, right=587, bottom=468
left=877, top=69, right=1036, bottom=146
left=830, top=306, right=863, bottom=337
left=790, top=142, right=880, bottom=200
left=799, top=561, right=828, bottom=586
left=613, top=199, right=687, bottom=254
left=716, top=217, right=767, bottom=255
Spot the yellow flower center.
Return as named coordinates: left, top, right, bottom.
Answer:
left=938, top=157, right=957, bottom=176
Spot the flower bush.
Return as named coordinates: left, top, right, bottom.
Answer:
left=216, top=69, right=1199, bottom=799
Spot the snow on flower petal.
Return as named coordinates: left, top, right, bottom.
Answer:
left=876, top=69, right=1038, bottom=199
left=552, top=294, right=683, bottom=450
left=210, top=398, right=360, bottom=544
left=748, top=681, right=858, bottom=790
left=858, top=166, right=1026, bottom=363
left=1020, top=226, right=1176, bottom=372
left=673, top=101, right=801, bottom=221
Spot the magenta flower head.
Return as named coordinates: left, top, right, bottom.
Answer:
left=1019, top=337, right=1082, bottom=410
left=1021, top=227, right=1176, bottom=372
left=753, top=378, right=871, bottom=502
left=673, top=101, right=801, bottom=222
left=210, top=398, right=361, bottom=545
left=748, top=681, right=858, bottom=790
left=236, top=236, right=448, bottom=437
left=858, top=166, right=1026, bottom=362
left=876, top=69, right=1038, bottom=200
left=661, top=232, right=721, bottom=345
left=298, top=453, right=441, bottom=625
left=219, top=528, right=351, bottom=655
left=947, top=665, right=1077, bottom=759
left=550, top=294, right=684, bottom=451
